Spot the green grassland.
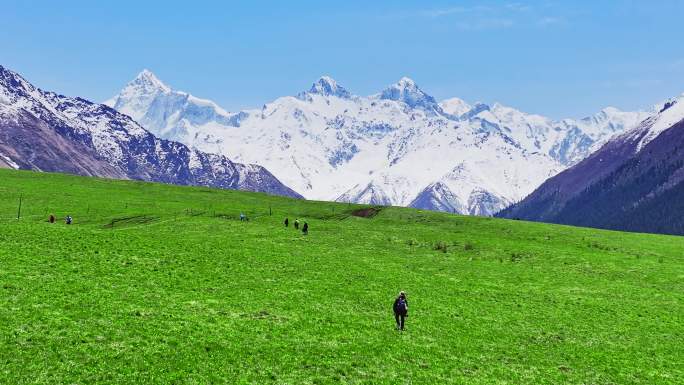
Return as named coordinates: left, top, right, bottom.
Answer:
left=0, top=169, right=682, bottom=384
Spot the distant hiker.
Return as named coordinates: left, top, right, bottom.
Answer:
left=65, top=215, right=73, bottom=225
left=240, top=213, right=246, bottom=222
left=393, top=291, right=408, bottom=331
left=48, top=215, right=55, bottom=224
left=284, top=218, right=289, bottom=227
left=302, top=222, right=308, bottom=235
left=294, top=219, right=300, bottom=230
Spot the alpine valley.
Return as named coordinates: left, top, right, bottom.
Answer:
left=107, top=71, right=648, bottom=215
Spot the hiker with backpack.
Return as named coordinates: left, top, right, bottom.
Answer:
left=302, top=222, right=308, bottom=235
left=393, top=291, right=408, bottom=331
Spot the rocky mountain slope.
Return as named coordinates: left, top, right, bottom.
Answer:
left=0, top=65, right=302, bottom=198
left=498, top=94, right=684, bottom=235
left=107, top=70, right=648, bottom=215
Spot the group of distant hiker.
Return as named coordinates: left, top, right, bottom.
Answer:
left=47, top=207, right=407, bottom=330
left=290, top=215, right=409, bottom=330
left=284, top=217, right=308, bottom=235
left=48, top=214, right=72, bottom=225
left=46, top=208, right=408, bottom=330
left=287, top=215, right=408, bottom=330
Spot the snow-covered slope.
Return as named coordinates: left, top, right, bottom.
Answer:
left=107, top=71, right=648, bottom=215
left=498, top=93, right=684, bottom=235
left=439, top=97, right=471, bottom=116
left=628, top=94, right=684, bottom=152
left=0, top=65, right=302, bottom=198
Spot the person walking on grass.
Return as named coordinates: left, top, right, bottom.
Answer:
left=302, top=222, right=308, bottom=235
left=393, top=291, right=408, bottom=331
left=65, top=215, right=73, bottom=225
left=294, top=218, right=300, bottom=230
left=284, top=217, right=289, bottom=227
left=48, top=214, right=55, bottom=224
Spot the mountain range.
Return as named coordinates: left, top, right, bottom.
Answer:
left=0, top=65, right=301, bottom=198
left=4, top=63, right=684, bottom=235
left=498, top=94, right=684, bottom=235
left=106, top=71, right=648, bottom=215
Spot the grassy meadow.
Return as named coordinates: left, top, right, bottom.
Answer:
left=0, top=169, right=682, bottom=384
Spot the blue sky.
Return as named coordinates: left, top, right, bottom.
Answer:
left=2, top=0, right=684, bottom=118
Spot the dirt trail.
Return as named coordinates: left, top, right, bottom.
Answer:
left=350, top=207, right=382, bottom=218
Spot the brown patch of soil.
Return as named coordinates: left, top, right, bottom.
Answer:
left=350, top=207, right=382, bottom=218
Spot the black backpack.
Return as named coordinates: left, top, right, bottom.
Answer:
left=396, top=298, right=407, bottom=313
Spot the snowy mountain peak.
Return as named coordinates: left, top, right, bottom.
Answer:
left=657, top=93, right=684, bottom=113
left=129, top=69, right=171, bottom=94
left=490, top=102, right=512, bottom=111
left=439, top=97, right=472, bottom=116
left=137, top=68, right=156, bottom=80
left=586, top=106, right=629, bottom=122
left=307, top=75, right=351, bottom=98
left=488, top=102, right=513, bottom=116
left=396, top=77, right=417, bottom=88
left=379, top=77, right=439, bottom=111
left=0, top=64, right=16, bottom=79
left=104, top=69, right=172, bottom=111
left=631, top=93, right=684, bottom=151
left=600, top=106, right=621, bottom=114
left=0, top=64, right=35, bottom=95
left=105, top=69, right=240, bottom=141
left=385, top=77, right=421, bottom=95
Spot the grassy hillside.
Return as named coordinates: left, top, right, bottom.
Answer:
left=0, top=169, right=682, bottom=384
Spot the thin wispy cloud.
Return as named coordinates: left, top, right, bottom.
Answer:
left=421, top=5, right=496, bottom=18
left=505, top=2, right=532, bottom=12
left=667, top=58, right=684, bottom=70
left=421, top=6, right=466, bottom=18
left=422, top=2, right=527, bottom=18
left=537, top=16, right=564, bottom=27
left=600, top=79, right=665, bottom=89
left=454, top=18, right=515, bottom=31
left=409, top=2, right=564, bottom=30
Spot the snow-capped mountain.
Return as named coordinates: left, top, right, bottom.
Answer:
left=440, top=97, right=472, bottom=116
left=0, top=65, right=302, bottom=198
left=499, top=94, right=684, bottom=235
left=107, top=70, right=648, bottom=215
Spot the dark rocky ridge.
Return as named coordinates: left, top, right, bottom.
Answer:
left=498, top=106, right=684, bottom=235
left=0, top=65, right=302, bottom=198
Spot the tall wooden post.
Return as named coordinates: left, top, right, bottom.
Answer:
left=16, top=195, right=22, bottom=220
